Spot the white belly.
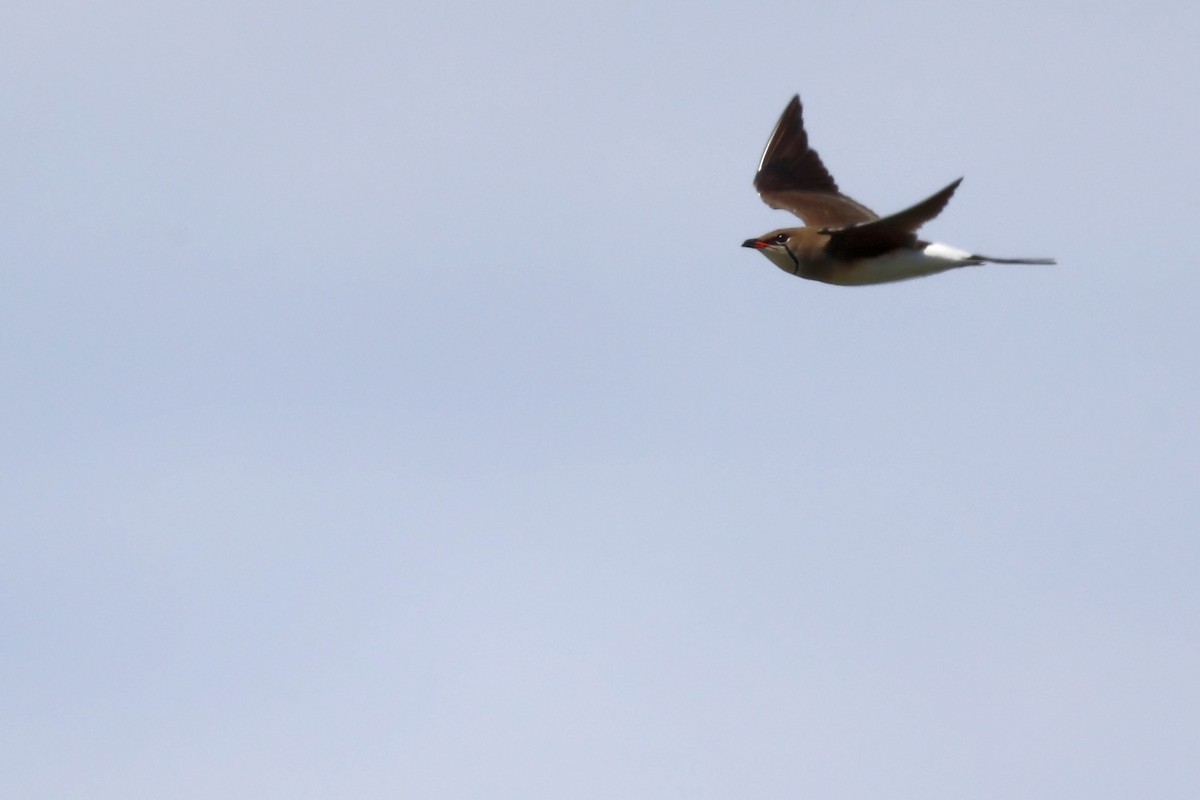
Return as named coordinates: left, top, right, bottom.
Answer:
left=830, top=242, right=981, bottom=286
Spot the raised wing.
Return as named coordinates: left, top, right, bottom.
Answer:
left=824, top=178, right=963, bottom=261
left=753, top=95, right=877, bottom=228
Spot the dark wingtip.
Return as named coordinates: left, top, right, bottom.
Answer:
left=779, top=95, right=802, bottom=127
left=754, top=92, right=843, bottom=198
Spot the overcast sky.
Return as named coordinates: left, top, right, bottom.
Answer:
left=3, top=1, right=1199, bottom=798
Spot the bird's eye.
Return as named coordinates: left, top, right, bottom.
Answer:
left=772, top=233, right=789, bottom=244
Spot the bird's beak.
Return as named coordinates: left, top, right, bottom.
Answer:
left=742, top=238, right=766, bottom=249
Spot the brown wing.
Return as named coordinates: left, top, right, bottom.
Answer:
left=753, top=95, right=877, bottom=228
left=824, top=178, right=963, bottom=261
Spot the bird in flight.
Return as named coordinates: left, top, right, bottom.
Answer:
left=742, top=95, right=1054, bottom=285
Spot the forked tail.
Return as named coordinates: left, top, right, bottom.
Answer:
left=974, top=254, right=1056, bottom=265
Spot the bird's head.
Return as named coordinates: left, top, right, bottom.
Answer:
left=741, top=228, right=804, bottom=273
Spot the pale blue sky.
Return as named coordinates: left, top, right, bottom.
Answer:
left=3, top=1, right=1199, bottom=797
